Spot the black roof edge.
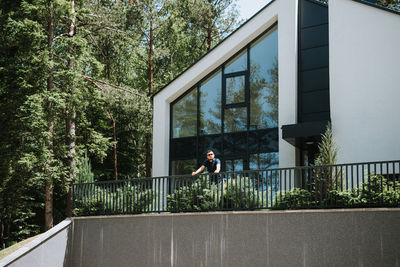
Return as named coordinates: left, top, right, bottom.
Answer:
left=306, top=0, right=328, bottom=8
left=351, top=0, right=400, bottom=16
left=151, top=0, right=277, bottom=100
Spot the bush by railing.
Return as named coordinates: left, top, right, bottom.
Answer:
left=72, top=160, right=400, bottom=216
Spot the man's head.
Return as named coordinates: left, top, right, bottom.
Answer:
left=206, top=150, right=215, bottom=160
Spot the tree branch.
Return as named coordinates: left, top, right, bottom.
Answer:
left=84, top=76, right=147, bottom=98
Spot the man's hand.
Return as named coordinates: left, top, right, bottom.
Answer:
left=192, top=172, right=197, bottom=176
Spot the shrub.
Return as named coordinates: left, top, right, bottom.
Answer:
left=167, top=178, right=220, bottom=212
left=222, top=177, right=267, bottom=209
left=73, top=183, right=155, bottom=216
left=275, top=174, right=400, bottom=209
left=275, top=188, right=315, bottom=209
left=166, top=176, right=269, bottom=212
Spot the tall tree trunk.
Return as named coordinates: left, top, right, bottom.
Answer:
left=148, top=19, right=154, bottom=96
left=1, top=221, right=4, bottom=248
left=106, top=106, right=118, bottom=181
left=206, top=24, right=212, bottom=51
left=206, top=0, right=213, bottom=51
left=66, top=0, right=76, bottom=217
left=112, top=118, right=118, bottom=180
left=145, top=135, right=151, bottom=177
left=145, top=18, right=154, bottom=177
left=45, top=0, right=55, bottom=230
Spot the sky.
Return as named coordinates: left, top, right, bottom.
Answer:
left=236, top=0, right=272, bottom=21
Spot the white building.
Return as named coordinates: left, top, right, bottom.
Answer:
left=152, top=0, right=400, bottom=177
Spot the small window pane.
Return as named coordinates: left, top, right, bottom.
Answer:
left=200, top=71, right=221, bottom=135
left=249, top=152, right=279, bottom=170
left=171, top=159, right=197, bottom=175
left=226, top=76, right=245, bottom=104
left=225, top=50, right=247, bottom=74
left=224, top=107, right=247, bottom=133
left=172, top=88, right=197, bottom=138
left=250, top=26, right=278, bottom=130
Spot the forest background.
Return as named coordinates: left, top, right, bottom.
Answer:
left=0, top=0, right=398, bottom=250
left=0, top=0, right=242, bottom=249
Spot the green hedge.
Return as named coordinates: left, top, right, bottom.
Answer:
left=166, top=177, right=268, bottom=212
left=73, top=183, right=155, bottom=216
left=275, top=174, right=400, bottom=209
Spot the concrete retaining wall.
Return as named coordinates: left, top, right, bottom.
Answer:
left=67, top=209, right=400, bottom=267
left=0, top=219, right=72, bottom=267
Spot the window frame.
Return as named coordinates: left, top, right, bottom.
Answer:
left=170, top=22, right=279, bottom=175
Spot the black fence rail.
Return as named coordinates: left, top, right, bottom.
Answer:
left=72, top=160, right=400, bottom=216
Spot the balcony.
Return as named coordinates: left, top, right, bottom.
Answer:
left=72, top=160, right=400, bottom=216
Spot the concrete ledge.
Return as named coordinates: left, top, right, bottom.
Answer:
left=71, top=207, right=400, bottom=219
left=0, top=219, right=72, bottom=267
left=69, top=208, right=400, bottom=267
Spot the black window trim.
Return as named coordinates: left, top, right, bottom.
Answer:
left=170, top=22, right=279, bottom=175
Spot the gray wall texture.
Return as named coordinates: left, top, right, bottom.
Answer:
left=0, top=219, right=71, bottom=267
left=66, top=209, right=400, bottom=267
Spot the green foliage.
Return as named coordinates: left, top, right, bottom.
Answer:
left=0, top=0, right=240, bottom=248
left=275, top=188, right=315, bottom=209
left=166, top=176, right=267, bottom=212
left=167, top=178, right=220, bottom=212
left=315, top=123, right=337, bottom=166
left=73, top=182, right=155, bottom=216
left=275, top=174, right=400, bottom=209
left=318, top=0, right=400, bottom=11
left=222, top=177, right=264, bottom=209
left=77, top=151, right=94, bottom=184
left=313, top=123, right=340, bottom=198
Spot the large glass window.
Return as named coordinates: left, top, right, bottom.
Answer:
left=170, top=24, right=278, bottom=175
left=199, top=71, right=222, bottom=135
left=172, top=88, right=197, bottom=138
left=250, top=25, right=278, bottom=130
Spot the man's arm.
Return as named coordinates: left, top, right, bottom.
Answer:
left=192, top=165, right=205, bottom=176
left=214, top=163, right=220, bottom=174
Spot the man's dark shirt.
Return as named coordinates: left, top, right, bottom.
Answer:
left=201, top=158, right=221, bottom=173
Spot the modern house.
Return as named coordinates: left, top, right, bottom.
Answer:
left=152, top=0, right=400, bottom=177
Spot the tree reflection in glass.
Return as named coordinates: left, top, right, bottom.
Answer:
left=225, top=159, right=244, bottom=172
left=224, top=107, right=247, bottom=132
left=199, top=70, right=222, bottom=135
left=226, top=75, right=245, bottom=104
left=171, top=159, right=197, bottom=175
left=172, top=88, right=197, bottom=138
left=250, top=27, right=278, bottom=130
left=249, top=152, right=279, bottom=170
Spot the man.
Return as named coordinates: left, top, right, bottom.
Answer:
left=192, top=150, right=221, bottom=183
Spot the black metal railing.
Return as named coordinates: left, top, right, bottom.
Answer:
left=72, top=160, right=400, bottom=216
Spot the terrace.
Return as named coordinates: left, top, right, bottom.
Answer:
left=72, top=160, right=400, bottom=216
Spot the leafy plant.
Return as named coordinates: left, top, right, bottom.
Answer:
left=313, top=123, right=341, bottom=198
left=275, top=188, right=315, bottom=209
left=275, top=174, right=400, bottom=209
left=76, top=151, right=94, bottom=184
left=167, top=176, right=270, bottom=212
left=73, top=182, right=155, bottom=216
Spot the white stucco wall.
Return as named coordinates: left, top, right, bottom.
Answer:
left=152, top=0, right=298, bottom=176
left=329, top=0, right=400, bottom=164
